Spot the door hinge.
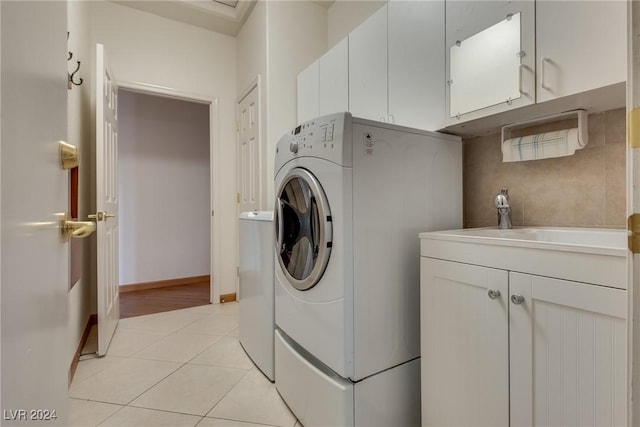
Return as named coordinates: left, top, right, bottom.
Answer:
left=629, top=108, right=640, bottom=148
left=236, top=120, right=240, bottom=132
left=237, top=192, right=241, bottom=203
left=628, top=214, right=640, bottom=253
left=211, top=209, right=214, bottom=216
left=236, top=266, right=240, bottom=277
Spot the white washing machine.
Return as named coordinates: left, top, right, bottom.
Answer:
left=239, top=211, right=274, bottom=381
left=273, top=112, right=462, bottom=426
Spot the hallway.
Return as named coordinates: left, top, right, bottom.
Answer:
left=69, top=303, right=298, bottom=426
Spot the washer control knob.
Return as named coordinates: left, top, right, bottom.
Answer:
left=290, top=141, right=299, bottom=154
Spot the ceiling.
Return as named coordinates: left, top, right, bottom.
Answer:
left=110, top=0, right=257, bottom=36
left=111, top=0, right=336, bottom=37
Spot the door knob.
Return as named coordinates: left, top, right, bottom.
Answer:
left=60, top=213, right=96, bottom=240
left=487, top=289, right=501, bottom=299
left=511, top=294, right=525, bottom=305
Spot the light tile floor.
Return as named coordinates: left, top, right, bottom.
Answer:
left=69, top=302, right=299, bottom=427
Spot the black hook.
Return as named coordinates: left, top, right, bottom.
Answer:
left=67, top=31, right=73, bottom=61
left=67, top=31, right=83, bottom=88
left=69, top=60, right=83, bottom=86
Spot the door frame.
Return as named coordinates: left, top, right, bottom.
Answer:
left=117, top=79, right=221, bottom=304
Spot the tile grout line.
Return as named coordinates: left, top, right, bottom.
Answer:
left=70, top=304, right=244, bottom=426
left=122, top=305, right=245, bottom=419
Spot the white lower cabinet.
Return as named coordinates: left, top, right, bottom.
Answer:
left=421, top=258, right=627, bottom=427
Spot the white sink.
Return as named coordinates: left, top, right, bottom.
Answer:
left=430, top=227, right=626, bottom=252
left=419, top=227, right=627, bottom=289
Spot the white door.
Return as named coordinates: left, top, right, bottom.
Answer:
left=388, top=0, right=444, bottom=130
left=237, top=82, right=260, bottom=213
left=348, top=4, right=388, bottom=122
left=509, top=273, right=627, bottom=427
left=536, top=0, right=626, bottom=102
left=630, top=3, right=640, bottom=424
left=319, top=38, right=348, bottom=117
left=420, top=258, right=509, bottom=427
left=96, top=44, right=120, bottom=356
left=296, top=61, right=319, bottom=124
left=1, top=1, right=69, bottom=424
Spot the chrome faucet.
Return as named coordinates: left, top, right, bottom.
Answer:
left=495, top=188, right=512, bottom=229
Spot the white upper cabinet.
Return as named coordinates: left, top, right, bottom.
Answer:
left=388, top=0, right=445, bottom=130
left=319, top=38, right=349, bottom=117
left=445, top=1, right=535, bottom=125
left=297, top=60, right=319, bottom=124
left=445, top=0, right=627, bottom=126
left=348, top=4, right=388, bottom=122
left=536, top=0, right=626, bottom=103
left=298, top=1, right=446, bottom=131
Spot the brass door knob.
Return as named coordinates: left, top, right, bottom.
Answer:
left=60, top=213, right=96, bottom=240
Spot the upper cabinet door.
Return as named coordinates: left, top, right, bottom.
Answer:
left=348, top=4, right=388, bottom=122
left=445, top=1, right=535, bottom=125
left=297, top=60, right=319, bottom=124
left=536, top=0, right=626, bottom=103
left=388, top=0, right=445, bottom=131
left=319, top=38, right=349, bottom=117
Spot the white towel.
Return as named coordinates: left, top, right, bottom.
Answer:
left=502, top=128, right=585, bottom=162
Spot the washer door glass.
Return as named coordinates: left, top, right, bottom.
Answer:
left=275, top=168, right=332, bottom=291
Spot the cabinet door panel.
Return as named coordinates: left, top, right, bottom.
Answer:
left=388, top=0, right=444, bottom=130
left=319, top=38, right=349, bottom=116
left=297, top=60, right=319, bottom=124
left=445, top=1, right=534, bottom=125
left=421, top=258, right=509, bottom=427
left=348, top=5, right=387, bottom=121
left=509, top=273, right=627, bottom=427
left=536, top=1, right=626, bottom=102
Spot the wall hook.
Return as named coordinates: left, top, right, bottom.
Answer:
left=67, top=31, right=83, bottom=89
left=69, top=61, right=83, bottom=87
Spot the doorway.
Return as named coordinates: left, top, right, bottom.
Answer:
left=117, top=88, right=214, bottom=316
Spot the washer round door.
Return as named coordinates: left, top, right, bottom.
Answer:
left=275, top=168, right=332, bottom=291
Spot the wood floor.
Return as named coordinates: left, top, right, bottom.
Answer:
left=119, top=281, right=210, bottom=319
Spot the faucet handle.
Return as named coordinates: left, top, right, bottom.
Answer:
left=495, top=187, right=510, bottom=208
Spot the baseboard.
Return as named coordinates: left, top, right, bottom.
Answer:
left=69, top=313, right=97, bottom=386
left=220, top=292, right=237, bottom=303
left=120, top=275, right=210, bottom=293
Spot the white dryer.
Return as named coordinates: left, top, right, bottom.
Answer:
left=239, top=211, right=274, bottom=381
left=273, top=112, right=462, bottom=426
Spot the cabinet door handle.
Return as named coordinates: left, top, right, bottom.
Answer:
left=540, top=57, right=551, bottom=91
left=519, top=64, right=528, bottom=96
left=487, top=289, right=501, bottom=299
left=511, top=294, right=525, bottom=305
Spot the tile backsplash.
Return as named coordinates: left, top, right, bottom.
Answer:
left=463, top=108, right=626, bottom=229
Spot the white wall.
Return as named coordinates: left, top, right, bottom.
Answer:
left=237, top=1, right=327, bottom=208
left=265, top=1, right=327, bottom=204
left=327, top=0, right=386, bottom=48
left=67, top=0, right=93, bottom=370
left=89, top=1, right=238, bottom=295
left=118, top=91, right=210, bottom=285
left=237, top=0, right=268, bottom=210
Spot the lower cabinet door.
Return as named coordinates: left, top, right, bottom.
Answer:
left=509, top=273, right=627, bottom=427
left=421, top=258, right=509, bottom=427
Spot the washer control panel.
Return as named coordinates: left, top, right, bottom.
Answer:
left=275, top=112, right=352, bottom=171
left=288, top=115, right=341, bottom=153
